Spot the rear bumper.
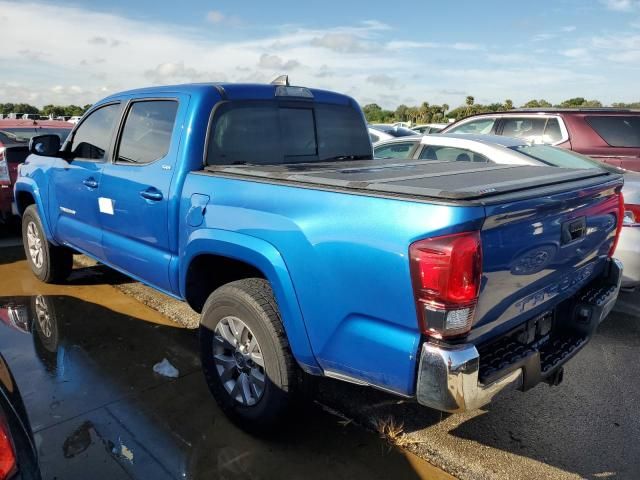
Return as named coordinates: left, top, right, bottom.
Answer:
left=416, top=258, right=622, bottom=413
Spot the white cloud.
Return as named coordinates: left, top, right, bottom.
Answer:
left=206, top=10, right=225, bottom=24
left=563, top=48, right=589, bottom=58
left=600, top=0, right=638, bottom=11
left=562, top=25, right=577, bottom=32
left=366, top=74, right=398, bottom=89
left=257, top=54, right=300, bottom=70
left=310, top=33, right=372, bottom=53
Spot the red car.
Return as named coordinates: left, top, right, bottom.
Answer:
left=441, top=108, right=640, bottom=172
left=0, top=120, right=72, bottom=223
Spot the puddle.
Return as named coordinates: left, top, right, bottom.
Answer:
left=0, top=246, right=445, bottom=479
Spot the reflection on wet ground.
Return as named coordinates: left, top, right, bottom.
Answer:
left=0, top=246, right=446, bottom=480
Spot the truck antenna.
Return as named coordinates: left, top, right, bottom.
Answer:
left=270, top=75, right=290, bottom=86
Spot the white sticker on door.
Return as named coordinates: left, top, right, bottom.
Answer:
left=98, top=197, right=114, bottom=215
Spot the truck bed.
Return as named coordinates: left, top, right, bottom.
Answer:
left=204, top=159, right=618, bottom=204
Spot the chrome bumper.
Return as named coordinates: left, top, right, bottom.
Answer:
left=416, top=342, right=522, bottom=413
left=416, top=258, right=623, bottom=413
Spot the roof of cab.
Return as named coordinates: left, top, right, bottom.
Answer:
left=99, top=82, right=356, bottom=106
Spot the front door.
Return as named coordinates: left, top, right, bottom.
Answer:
left=98, top=97, right=183, bottom=293
left=50, top=103, right=123, bottom=258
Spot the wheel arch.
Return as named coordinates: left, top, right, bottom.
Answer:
left=14, top=181, right=57, bottom=245
left=181, top=229, right=320, bottom=373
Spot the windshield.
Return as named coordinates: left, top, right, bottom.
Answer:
left=509, top=144, right=619, bottom=171
left=207, top=102, right=372, bottom=166
left=0, top=127, right=71, bottom=146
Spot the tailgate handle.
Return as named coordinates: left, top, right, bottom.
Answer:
left=561, top=217, right=586, bottom=244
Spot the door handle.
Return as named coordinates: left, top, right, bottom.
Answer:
left=83, top=177, right=99, bottom=189
left=140, top=188, right=163, bottom=201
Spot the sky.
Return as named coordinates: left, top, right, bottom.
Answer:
left=2, top=0, right=640, bottom=109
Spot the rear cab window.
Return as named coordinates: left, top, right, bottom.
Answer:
left=207, top=101, right=372, bottom=165
left=585, top=116, right=640, bottom=147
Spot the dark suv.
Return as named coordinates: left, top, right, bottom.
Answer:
left=441, top=108, right=640, bottom=172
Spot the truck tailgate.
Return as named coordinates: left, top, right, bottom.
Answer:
left=470, top=176, right=623, bottom=344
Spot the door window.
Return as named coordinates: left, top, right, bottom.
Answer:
left=70, top=103, right=122, bottom=161
left=117, top=100, right=178, bottom=164
left=501, top=117, right=565, bottom=144
left=374, top=142, right=415, bottom=159
left=447, top=118, right=496, bottom=134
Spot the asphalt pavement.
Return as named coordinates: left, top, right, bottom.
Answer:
left=0, top=239, right=448, bottom=480
left=1, top=229, right=639, bottom=479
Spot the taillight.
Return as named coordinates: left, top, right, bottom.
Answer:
left=409, top=231, right=482, bottom=339
left=0, top=414, right=17, bottom=480
left=623, top=203, right=640, bottom=227
left=0, top=148, right=9, bottom=182
left=609, top=192, right=625, bottom=257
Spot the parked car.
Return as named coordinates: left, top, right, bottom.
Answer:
left=67, top=116, right=82, bottom=124
left=0, top=352, right=41, bottom=479
left=412, top=123, right=448, bottom=134
left=374, top=134, right=639, bottom=288
left=15, top=81, right=624, bottom=430
left=0, top=120, right=72, bottom=224
left=441, top=108, right=640, bottom=172
left=368, top=124, right=418, bottom=143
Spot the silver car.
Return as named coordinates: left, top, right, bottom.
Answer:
left=374, top=134, right=640, bottom=288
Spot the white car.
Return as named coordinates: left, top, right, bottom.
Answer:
left=368, top=124, right=419, bottom=144
left=374, top=133, right=640, bottom=288
left=411, top=123, right=449, bottom=134
left=67, top=116, right=83, bottom=124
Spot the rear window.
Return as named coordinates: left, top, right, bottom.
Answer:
left=207, top=102, right=372, bottom=165
left=0, top=127, right=70, bottom=146
left=585, top=116, right=640, bottom=147
left=509, top=145, right=606, bottom=170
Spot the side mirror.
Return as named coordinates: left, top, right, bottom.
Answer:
left=29, top=134, right=61, bottom=157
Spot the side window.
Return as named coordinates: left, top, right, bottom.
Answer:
left=543, top=118, right=563, bottom=144
left=374, top=142, right=415, bottom=159
left=117, top=101, right=178, bottom=165
left=501, top=117, right=546, bottom=143
left=447, top=118, right=496, bottom=134
left=419, top=146, right=490, bottom=163
left=70, top=103, right=122, bottom=161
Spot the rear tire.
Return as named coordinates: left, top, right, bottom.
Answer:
left=22, top=205, right=72, bottom=283
left=199, top=278, right=300, bottom=432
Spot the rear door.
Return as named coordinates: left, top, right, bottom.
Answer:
left=97, top=95, right=186, bottom=293
left=50, top=102, right=123, bottom=258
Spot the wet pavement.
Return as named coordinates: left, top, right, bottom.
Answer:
left=0, top=243, right=447, bottom=480
left=2, top=231, right=640, bottom=479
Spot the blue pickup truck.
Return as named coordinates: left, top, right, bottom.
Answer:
left=14, top=80, right=624, bottom=429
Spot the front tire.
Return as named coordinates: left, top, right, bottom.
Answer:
left=199, top=278, right=300, bottom=432
left=22, top=205, right=72, bottom=283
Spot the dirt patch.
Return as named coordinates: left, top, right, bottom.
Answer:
left=73, top=255, right=199, bottom=328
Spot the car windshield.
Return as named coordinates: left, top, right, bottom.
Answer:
left=0, top=127, right=71, bottom=146
left=509, top=144, right=617, bottom=171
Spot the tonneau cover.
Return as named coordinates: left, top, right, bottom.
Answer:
left=204, top=159, right=619, bottom=202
